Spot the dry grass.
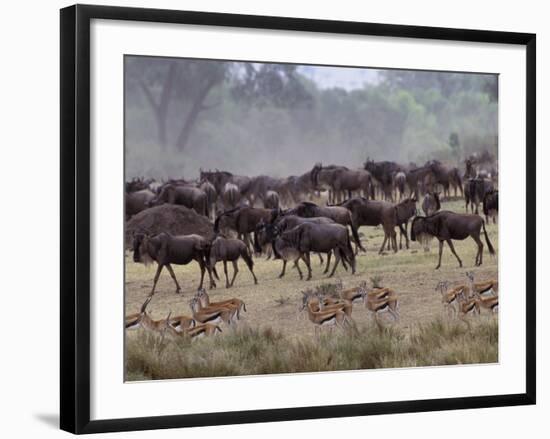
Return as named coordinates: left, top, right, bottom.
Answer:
left=125, top=198, right=499, bottom=380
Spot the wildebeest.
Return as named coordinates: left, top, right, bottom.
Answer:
left=286, top=201, right=365, bottom=252
left=133, top=232, right=216, bottom=294
left=254, top=222, right=307, bottom=279
left=221, top=182, right=241, bottom=209
left=200, top=169, right=253, bottom=203
left=425, top=160, right=463, bottom=198
left=338, top=197, right=414, bottom=253
left=422, top=192, right=441, bottom=216
left=464, top=178, right=494, bottom=214
left=208, top=234, right=258, bottom=288
left=199, top=180, right=217, bottom=219
left=405, top=165, right=432, bottom=199
left=410, top=211, right=495, bottom=269
left=279, top=222, right=356, bottom=279
left=215, top=206, right=277, bottom=251
left=150, top=184, right=208, bottom=217
left=364, top=159, right=403, bottom=201
left=263, top=190, right=280, bottom=209
left=311, top=163, right=373, bottom=203
left=483, top=190, right=498, bottom=224
left=394, top=171, right=406, bottom=200
left=125, top=189, right=155, bottom=220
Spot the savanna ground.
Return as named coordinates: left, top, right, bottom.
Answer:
left=125, top=198, right=499, bottom=381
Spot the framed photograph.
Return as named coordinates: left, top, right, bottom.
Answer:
left=60, top=4, right=536, bottom=434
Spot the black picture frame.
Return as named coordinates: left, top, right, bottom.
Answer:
left=60, top=4, right=536, bottom=434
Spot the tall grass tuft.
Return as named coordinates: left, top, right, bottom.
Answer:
left=126, top=318, right=498, bottom=381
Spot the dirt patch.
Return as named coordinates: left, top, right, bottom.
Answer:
left=125, top=205, right=214, bottom=248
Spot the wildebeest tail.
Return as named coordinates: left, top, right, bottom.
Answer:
left=482, top=220, right=496, bottom=255
left=242, top=246, right=255, bottom=269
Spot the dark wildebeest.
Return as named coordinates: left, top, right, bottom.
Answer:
left=221, top=182, right=241, bottom=209
left=422, top=192, right=441, bottom=216
left=286, top=201, right=365, bottom=252
left=394, top=171, right=406, bottom=201
left=248, top=175, right=284, bottom=204
left=268, top=215, right=338, bottom=273
left=215, top=206, right=277, bottom=251
left=133, top=232, right=216, bottom=294
left=200, top=169, right=253, bottom=204
left=406, top=165, right=432, bottom=199
left=200, top=180, right=217, bottom=220
left=426, top=160, right=463, bottom=198
left=150, top=184, right=208, bottom=217
left=125, top=189, right=155, bottom=220
left=279, top=223, right=356, bottom=280
left=126, top=177, right=149, bottom=193
left=464, top=178, right=494, bottom=214
left=338, top=197, right=415, bottom=253
left=311, top=163, right=373, bottom=203
left=483, top=190, right=498, bottom=224
left=254, top=222, right=308, bottom=280
left=263, top=190, right=280, bottom=209
left=410, top=211, right=495, bottom=269
left=208, top=234, right=258, bottom=288
left=364, top=158, right=403, bottom=201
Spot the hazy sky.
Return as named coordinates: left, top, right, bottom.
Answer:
left=299, top=65, right=380, bottom=90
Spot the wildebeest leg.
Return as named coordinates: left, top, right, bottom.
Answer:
left=435, top=241, right=444, bottom=269
left=318, top=253, right=324, bottom=265
left=391, top=230, right=398, bottom=253
left=212, top=265, right=220, bottom=281
left=323, top=252, right=332, bottom=274
left=278, top=260, right=287, bottom=278
left=150, top=264, right=164, bottom=295
left=242, top=254, right=258, bottom=284
left=165, top=264, right=182, bottom=294
left=379, top=234, right=388, bottom=254
left=472, top=234, right=484, bottom=266
left=446, top=240, right=462, bottom=267
left=399, top=223, right=409, bottom=249
left=230, top=260, right=239, bottom=287
left=303, top=252, right=312, bottom=281
left=293, top=260, right=304, bottom=280
left=329, top=249, right=341, bottom=277
left=223, top=260, right=230, bottom=288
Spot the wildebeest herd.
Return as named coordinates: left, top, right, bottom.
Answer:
left=126, top=152, right=498, bottom=339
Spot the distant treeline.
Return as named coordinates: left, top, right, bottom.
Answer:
left=125, top=57, right=498, bottom=179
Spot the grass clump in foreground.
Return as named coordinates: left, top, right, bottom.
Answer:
left=125, top=317, right=498, bottom=381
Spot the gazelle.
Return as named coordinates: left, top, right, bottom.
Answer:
left=455, top=289, right=480, bottom=319
left=465, top=271, right=498, bottom=297
left=196, top=288, right=247, bottom=320
left=315, top=292, right=353, bottom=318
left=303, top=293, right=351, bottom=336
left=181, top=322, right=223, bottom=339
left=189, top=296, right=236, bottom=326
left=335, top=279, right=368, bottom=304
left=359, top=285, right=400, bottom=322
left=168, top=314, right=196, bottom=333
left=125, top=295, right=179, bottom=335
left=434, top=280, right=466, bottom=317
left=471, top=290, right=499, bottom=314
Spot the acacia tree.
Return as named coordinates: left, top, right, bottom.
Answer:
left=126, top=57, right=310, bottom=151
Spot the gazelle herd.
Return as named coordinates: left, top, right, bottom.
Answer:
left=126, top=270, right=497, bottom=342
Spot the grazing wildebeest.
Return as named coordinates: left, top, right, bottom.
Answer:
left=309, top=163, right=349, bottom=203
left=125, top=189, right=155, bottom=219
left=150, top=184, right=208, bottom=216
left=280, top=222, right=356, bottom=279
left=338, top=197, right=410, bottom=253
left=394, top=197, right=418, bottom=250
left=133, top=232, right=216, bottom=294
left=208, top=234, right=258, bottom=288
left=200, top=180, right=217, bottom=220
left=215, top=206, right=276, bottom=251
left=286, top=201, right=365, bottom=252
left=483, top=190, right=498, bottom=224
left=464, top=178, right=494, bottom=214
left=422, top=191, right=441, bottom=216
left=364, top=158, right=403, bottom=201
left=221, top=182, right=241, bottom=209
left=394, top=171, right=406, bottom=200
left=263, top=190, right=280, bottom=209
left=410, top=211, right=495, bottom=269
left=425, top=160, right=462, bottom=198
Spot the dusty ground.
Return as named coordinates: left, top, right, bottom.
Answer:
left=125, top=198, right=498, bottom=340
